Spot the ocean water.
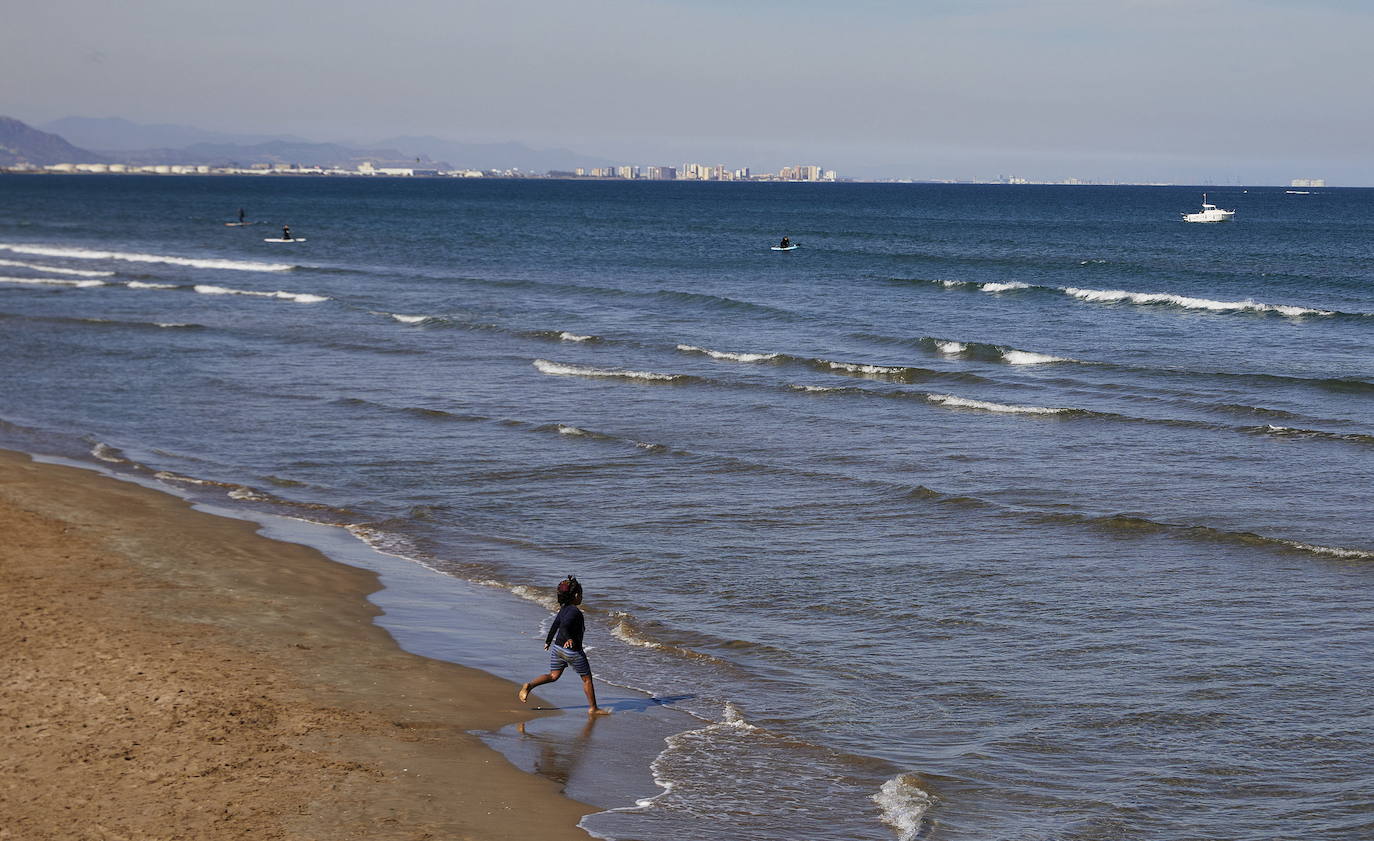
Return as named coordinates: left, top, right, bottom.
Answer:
left=3, top=175, right=1373, bottom=840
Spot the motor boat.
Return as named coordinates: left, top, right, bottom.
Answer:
left=1182, top=193, right=1235, bottom=223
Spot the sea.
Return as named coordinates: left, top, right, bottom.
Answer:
left=2, top=174, right=1372, bottom=841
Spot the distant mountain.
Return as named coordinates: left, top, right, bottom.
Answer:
left=0, top=116, right=108, bottom=166
left=15, top=115, right=620, bottom=173
left=373, top=135, right=618, bottom=172
left=106, top=139, right=446, bottom=170
left=41, top=116, right=309, bottom=152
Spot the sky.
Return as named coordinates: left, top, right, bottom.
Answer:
left=4, top=0, right=1372, bottom=183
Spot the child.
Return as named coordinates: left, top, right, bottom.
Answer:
left=519, top=576, right=611, bottom=715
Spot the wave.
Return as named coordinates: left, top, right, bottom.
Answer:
left=926, top=394, right=1066, bottom=415
left=126, top=280, right=179, bottom=289
left=1246, top=425, right=1374, bottom=446
left=193, top=284, right=328, bottom=304
left=873, top=774, right=937, bottom=841
left=1035, top=511, right=1374, bottom=560
left=857, top=331, right=1374, bottom=396
left=0, top=258, right=114, bottom=277
left=533, top=358, right=699, bottom=383
left=927, top=277, right=1341, bottom=318
left=676, top=344, right=782, bottom=363
left=1060, top=286, right=1334, bottom=317
left=0, top=243, right=293, bottom=272
left=0, top=275, right=106, bottom=288
left=390, top=313, right=433, bottom=323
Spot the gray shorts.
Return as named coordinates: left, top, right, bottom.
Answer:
left=549, top=644, right=591, bottom=677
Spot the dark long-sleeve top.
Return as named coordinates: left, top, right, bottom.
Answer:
left=544, top=604, right=585, bottom=650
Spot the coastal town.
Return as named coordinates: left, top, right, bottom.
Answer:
left=8, top=159, right=841, bottom=181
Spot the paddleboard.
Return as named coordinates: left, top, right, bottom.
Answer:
left=225, top=221, right=254, bottom=227
left=263, top=237, right=306, bottom=243
left=771, top=245, right=799, bottom=251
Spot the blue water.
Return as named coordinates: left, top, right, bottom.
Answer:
left=3, top=175, right=1373, bottom=840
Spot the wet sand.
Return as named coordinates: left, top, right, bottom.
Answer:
left=0, top=449, right=595, bottom=840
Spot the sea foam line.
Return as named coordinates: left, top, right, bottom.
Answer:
left=927, top=393, right=1066, bottom=414
left=0, top=243, right=293, bottom=272
left=676, top=344, right=781, bottom=363
left=1060, top=286, right=1333, bottom=317
left=0, top=258, right=115, bottom=277
left=194, top=284, right=329, bottom=303
left=0, top=275, right=106, bottom=288
left=533, top=359, right=694, bottom=382
left=935, top=276, right=1336, bottom=317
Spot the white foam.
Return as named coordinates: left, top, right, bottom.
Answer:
left=0, top=258, right=114, bottom=277
left=935, top=341, right=967, bottom=354
left=91, top=443, right=127, bottom=463
left=825, top=360, right=908, bottom=375
left=193, top=284, right=328, bottom=303
left=0, top=275, right=106, bottom=288
left=790, top=384, right=843, bottom=393
left=126, top=280, right=179, bottom=289
left=556, top=425, right=588, bottom=436
left=1061, top=286, right=1332, bottom=317
left=939, top=280, right=971, bottom=288
left=677, top=344, right=780, bottom=363
left=559, top=331, right=595, bottom=342
left=508, top=584, right=561, bottom=611
left=927, top=393, right=1065, bottom=414
left=154, top=322, right=197, bottom=328
left=390, top=313, right=430, bottom=323
left=0, top=243, right=292, bottom=272
left=979, top=281, right=1030, bottom=292
left=611, top=620, right=666, bottom=649
left=872, top=775, right=935, bottom=841
left=1279, top=539, right=1374, bottom=560
left=1001, top=349, right=1070, bottom=365
left=533, top=359, right=685, bottom=381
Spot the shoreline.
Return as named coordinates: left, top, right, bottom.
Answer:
left=0, top=448, right=599, bottom=839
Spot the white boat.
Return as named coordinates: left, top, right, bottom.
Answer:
left=1182, top=193, right=1235, bottom=223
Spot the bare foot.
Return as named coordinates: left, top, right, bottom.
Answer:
left=588, top=707, right=612, bottom=716
left=518, top=684, right=530, bottom=703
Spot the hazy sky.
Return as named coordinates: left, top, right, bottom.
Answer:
left=5, top=0, right=1372, bottom=182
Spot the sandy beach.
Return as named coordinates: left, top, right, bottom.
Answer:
left=0, top=449, right=595, bottom=840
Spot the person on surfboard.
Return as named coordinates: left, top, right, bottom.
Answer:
left=518, top=576, right=611, bottom=716
left=281, top=225, right=292, bottom=241
left=238, top=208, right=246, bottom=224
left=779, top=236, right=791, bottom=248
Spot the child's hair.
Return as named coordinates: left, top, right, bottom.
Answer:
left=556, top=575, right=582, bottom=606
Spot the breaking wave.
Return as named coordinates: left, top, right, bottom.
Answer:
left=533, top=359, right=699, bottom=383
left=873, top=774, right=936, bottom=841
left=0, top=243, right=294, bottom=272
left=677, top=344, right=782, bottom=363
left=0, top=258, right=114, bottom=277
left=193, top=284, right=328, bottom=303
left=926, top=394, right=1067, bottom=414
left=924, top=277, right=1341, bottom=318
left=0, top=275, right=106, bottom=288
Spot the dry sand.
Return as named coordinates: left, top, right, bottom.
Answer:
left=0, top=449, right=596, bottom=840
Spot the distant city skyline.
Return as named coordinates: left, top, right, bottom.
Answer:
left=4, top=1, right=1373, bottom=185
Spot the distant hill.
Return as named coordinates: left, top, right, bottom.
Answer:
left=42, top=116, right=309, bottom=152
left=10, top=114, right=621, bottom=173
left=0, top=116, right=108, bottom=166
left=107, top=140, right=447, bottom=170
left=373, top=135, right=618, bottom=172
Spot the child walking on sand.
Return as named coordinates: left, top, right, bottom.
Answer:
left=519, top=576, right=611, bottom=715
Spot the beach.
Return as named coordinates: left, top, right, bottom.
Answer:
left=0, top=448, right=594, bottom=840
